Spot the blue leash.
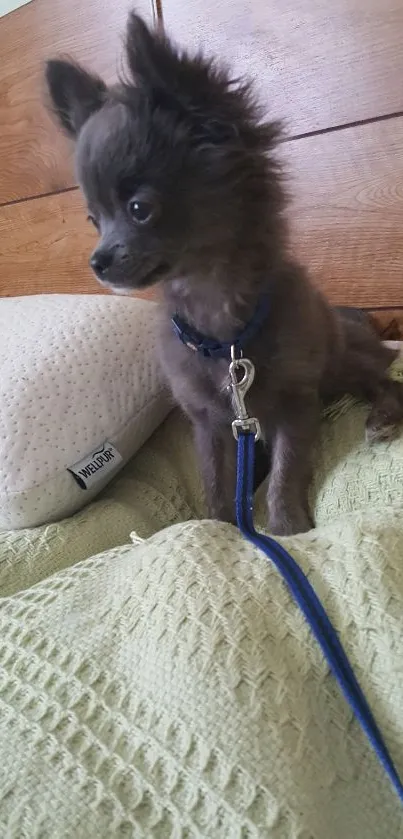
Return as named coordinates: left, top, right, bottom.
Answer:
left=236, top=431, right=403, bottom=803
left=228, top=354, right=403, bottom=804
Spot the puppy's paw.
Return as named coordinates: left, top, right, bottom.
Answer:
left=365, top=419, right=399, bottom=444
left=269, top=507, right=314, bottom=537
left=366, top=381, right=403, bottom=444
left=209, top=506, right=236, bottom=526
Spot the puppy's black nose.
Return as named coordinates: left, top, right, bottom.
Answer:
left=90, top=249, right=114, bottom=278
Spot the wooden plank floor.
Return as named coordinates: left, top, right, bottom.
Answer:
left=287, top=118, right=403, bottom=308
left=163, top=0, right=403, bottom=136
left=1, top=0, right=403, bottom=335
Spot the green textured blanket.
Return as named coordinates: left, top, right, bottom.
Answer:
left=0, top=401, right=403, bottom=836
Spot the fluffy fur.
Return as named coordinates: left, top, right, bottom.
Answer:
left=45, top=12, right=403, bottom=534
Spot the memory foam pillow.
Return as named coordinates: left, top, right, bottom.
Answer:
left=0, top=295, right=171, bottom=530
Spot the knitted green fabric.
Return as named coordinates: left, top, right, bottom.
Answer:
left=0, top=401, right=403, bottom=836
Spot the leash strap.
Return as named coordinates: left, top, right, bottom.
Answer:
left=236, top=429, right=403, bottom=802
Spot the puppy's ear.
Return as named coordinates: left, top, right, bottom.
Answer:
left=45, top=60, right=106, bottom=137
left=125, top=13, right=177, bottom=91
left=125, top=14, right=233, bottom=139
left=124, top=13, right=277, bottom=154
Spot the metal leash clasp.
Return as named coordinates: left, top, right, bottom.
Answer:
left=228, top=345, right=261, bottom=441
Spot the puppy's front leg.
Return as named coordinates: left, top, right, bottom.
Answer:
left=193, top=422, right=237, bottom=523
left=267, top=394, right=320, bottom=536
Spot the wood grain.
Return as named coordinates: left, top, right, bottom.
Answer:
left=0, top=189, right=99, bottom=296
left=163, top=0, right=403, bottom=136
left=286, top=117, right=403, bottom=308
left=0, top=0, right=154, bottom=207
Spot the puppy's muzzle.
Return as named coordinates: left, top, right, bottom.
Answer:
left=90, top=244, right=128, bottom=280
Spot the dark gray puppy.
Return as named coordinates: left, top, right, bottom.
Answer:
left=45, top=12, right=403, bottom=535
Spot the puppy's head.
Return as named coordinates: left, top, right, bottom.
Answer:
left=45, top=14, right=283, bottom=293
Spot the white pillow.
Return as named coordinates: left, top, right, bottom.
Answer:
left=0, top=295, right=171, bottom=530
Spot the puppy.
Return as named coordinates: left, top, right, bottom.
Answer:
left=45, top=13, right=403, bottom=535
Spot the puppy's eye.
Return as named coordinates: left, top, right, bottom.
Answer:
left=128, top=199, right=154, bottom=225
left=87, top=214, right=99, bottom=231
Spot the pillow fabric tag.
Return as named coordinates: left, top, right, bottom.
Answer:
left=68, top=442, right=123, bottom=490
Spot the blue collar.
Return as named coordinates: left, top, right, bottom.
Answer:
left=171, top=294, right=270, bottom=361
